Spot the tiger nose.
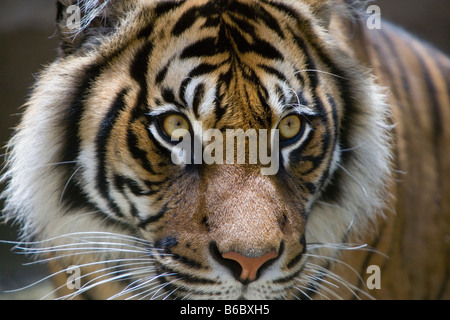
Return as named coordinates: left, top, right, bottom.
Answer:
left=221, top=250, right=279, bottom=283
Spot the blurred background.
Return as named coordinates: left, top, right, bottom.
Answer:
left=0, top=0, right=449, bottom=299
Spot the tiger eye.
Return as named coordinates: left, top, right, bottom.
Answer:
left=278, top=115, right=302, bottom=140
left=162, top=114, right=190, bottom=138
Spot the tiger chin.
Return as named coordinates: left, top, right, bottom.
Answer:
left=1, top=0, right=449, bottom=300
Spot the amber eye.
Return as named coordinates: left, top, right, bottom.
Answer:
left=161, top=114, right=190, bottom=138
left=278, top=115, right=302, bottom=140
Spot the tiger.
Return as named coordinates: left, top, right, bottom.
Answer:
left=1, top=0, right=449, bottom=300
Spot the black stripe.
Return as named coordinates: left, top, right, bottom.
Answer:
left=289, top=27, right=361, bottom=205
left=95, top=88, right=130, bottom=218
left=377, top=28, right=410, bottom=112
left=129, top=41, right=153, bottom=125
left=155, top=265, right=219, bottom=287
left=171, top=6, right=200, bottom=36
left=192, top=83, right=206, bottom=118
left=180, top=37, right=221, bottom=59
left=289, top=28, right=319, bottom=89
left=283, top=90, right=309, bottom=113
left=155, top=59, right=172, bottom=85
left=312, top=95, right=337, bottom=191
left=112, top=175, right=140, bottom=219
left=287, top=94, right=330, bottom=175
left=272, top=268, right=302, bottom=285
left=257, top=64, right=287, bottom=82
left=60, top=62, right=105, bottom=211
left=415, top=49, right=443, bottom=138
left=189, top=63, right=221, bottom=78
left=256, top=3, right=285, bottom=39
left=144, top=122, right=173, bottom=160
left=154, top=0, right=186, bottom=16
left=138, top=201, right=171, bottom=228
left=59, top=25, right=154, bottom=212
left=226, top=24, right=283, bottom=60
left=256, top=87, right=272, bottom=127
left=144, top=179, right=165, bottom=192
left=171, top=253, right=204, bottom=269
left=130, top=42, right=153, bottom=87
left=275, top=84, right=286, bottom=104
left=61, top=62, right=104, bottom=172
left=178, top=77, right=191, bottom=107
left=172, top=1, right=224, bottom=37
left=213, top=71, right=232, bottom=124
left=127, top=40, right=166, bottom=175
left=228, top=0, right=285, bottom=40
left=113, top=174, right=156, bottom=197
left=126, top=128, right=157, bottom=175
left=228, top=13, right=256, bottom=36
left=202, top=15, right=221, bottom=29
left=260, top=0, right=301, bottom=27
left=137, top=21, right=154, bottom=39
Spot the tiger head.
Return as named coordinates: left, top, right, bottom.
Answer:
left=2, top=0, right=392, bottom=299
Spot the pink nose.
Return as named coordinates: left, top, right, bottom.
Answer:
left=222, top=251, right=278, bottom=282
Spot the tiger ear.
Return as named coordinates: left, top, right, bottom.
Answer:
left=55, top=0, right=129, bottom=55
left=302, top=0, right=332, bottom=26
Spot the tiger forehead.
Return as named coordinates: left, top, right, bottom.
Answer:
left=137, top=0, right=308, bottom=127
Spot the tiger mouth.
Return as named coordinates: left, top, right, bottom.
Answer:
left=145, top=240, right=307, bottom=300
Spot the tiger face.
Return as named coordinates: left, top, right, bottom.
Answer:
left=2, top=0, right=392, bottom=300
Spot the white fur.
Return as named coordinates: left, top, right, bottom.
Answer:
left=1, top=0, right=393, bottom=300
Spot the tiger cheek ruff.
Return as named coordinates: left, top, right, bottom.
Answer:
left=1, top=0, right=449, bottom=300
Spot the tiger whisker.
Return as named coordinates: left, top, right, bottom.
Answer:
left=306, top=242, right=368, bottom=251
left=298, top=243, right=380, bottom=299
left=129, top=276, right=172, bottom=300
left=59, top=165, right=81, bottom=205
left=286, top=87, right=317, bottom=117
left=75, top=264, right=155, bottom=293
left=14, top=242, right=151, bottom=254
left=6, top=231, right=155, bottom=247
left=0, top=231, right=176, bottom=299
left=293, top=277, right=332, bottom=300
left=147, top=277, right=182, bottom=301
left=299, top=271, right=340, bottom=290
left=303, top=261, right=375, bottom=300
left=337, top=163, right=369, bottom=199
left=291, top=283, right=314, bottom=300
left=303, top=252, right=364, bottom=284
left=123, top=273, right=178, bottom=300
left=298, top=268, right=345, bottom=300
left=306, top=241, right=389, bottom=258
left=2, top=264, right=71, bottom=295
left=300, top=265, right=347, bottom=300
left=295, top=69, right=350, bottom=80
left=109, top=272, right=171, bottom=300
left=55, top=264, right=160, bottom=300
left=54, top=273, right=129, bottom=300
left=3, top=256, right=153, bottom=296
left=340, top=144, right=364, bottom=152
left=45, top=263, right=156, bottom=300
left=18, top=249, right=152, bottom=264
left=162, top=286, right=180, bottom=300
